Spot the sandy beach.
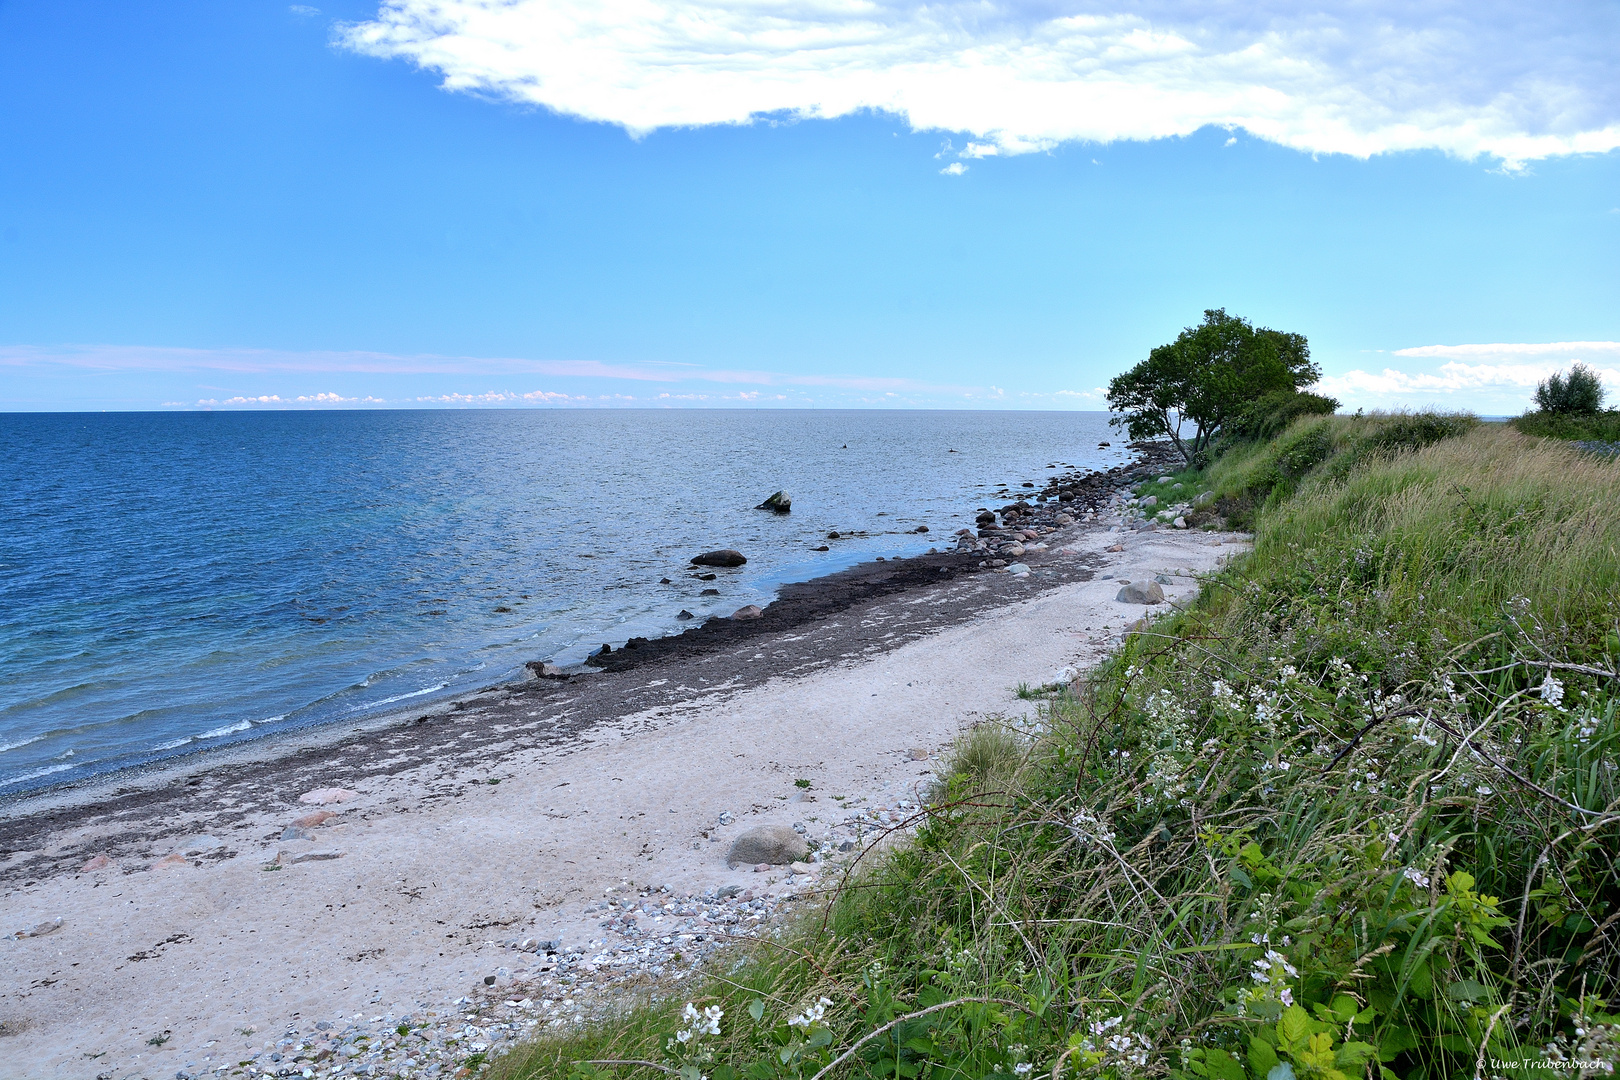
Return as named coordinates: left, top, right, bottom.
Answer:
left=1, top=509, right=1247, bottom=1080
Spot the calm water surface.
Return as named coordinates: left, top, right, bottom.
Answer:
left=0, top=410, right=1124, bottom=791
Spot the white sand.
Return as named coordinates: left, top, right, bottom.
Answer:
left=0, top=524, right=1246, bottom=1079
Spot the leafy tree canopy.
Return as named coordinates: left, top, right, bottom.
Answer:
left=1533, top=362, right=1605, bottom=415
left=1106, top=308, right=1323, bottom=464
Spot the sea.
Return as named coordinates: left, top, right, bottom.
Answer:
left=0, top=410, right=1126, bottom=793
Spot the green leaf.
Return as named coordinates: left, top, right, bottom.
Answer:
left=1277, top=1006, right=1311, bottom=1051
left=1249, top=1034, right=1281, bottom=1074
left=1445, top=980, right=1488, bottom=1002
left=1204, top=1048, right=1247, bottom=1080
left=1329, top=994, right=1361, bottom=1023
left=903, top=1038, right=934, bottom=1055
left=1266, top=1065, right=1297, bottom=1080
left=748, top=999, right=766, bottom=1023
left=1334, top=1041, right=1378, bottom=1069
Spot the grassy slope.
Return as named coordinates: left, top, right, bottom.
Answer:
left=499, top=417, right=1620, bottom=1080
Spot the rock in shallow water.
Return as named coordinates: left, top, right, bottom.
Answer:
left=754, top=491, right=791, bottom=513
left=691, top=549, right=747, bottom=568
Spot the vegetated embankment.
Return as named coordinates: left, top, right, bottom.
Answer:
left=497, top=413, right=1620, bottom=1078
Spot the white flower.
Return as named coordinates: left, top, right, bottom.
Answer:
left=1541, top=674, right=1565, bottom=707
left=1279, top=987, right=1294, bottom=1006
left=1013, top=1064, right=1033, bottom=1075
left=788, top=997, right=831, bottom=1029
left=1403, top=868, right=1431, bottom=889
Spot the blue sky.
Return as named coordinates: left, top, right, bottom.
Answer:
left=1, top=1, right=1617, bottom=413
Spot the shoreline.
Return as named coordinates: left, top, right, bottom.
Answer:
left=0, top=441, right=1182, bottom=817
left=0, top=441, right=1231, bottom=1080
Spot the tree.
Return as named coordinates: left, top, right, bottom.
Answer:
left=1534, top=363, right=1605, bottom=415
left=1106, top=309, right=1323, bottom=464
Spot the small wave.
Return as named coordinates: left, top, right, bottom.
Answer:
left=197, top=719, right=252, bottom=740
left=152, top=737, right=194, bottom=751
left=0, top=762, right=75, bottom=787
left=0, top=734, right=44, bottom=755
left=349, top=682, right=449, bottom=712
left=252, top=714, right=287, bottom=725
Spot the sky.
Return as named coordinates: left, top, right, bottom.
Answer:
left=1, top=0, right=1617, bottom=414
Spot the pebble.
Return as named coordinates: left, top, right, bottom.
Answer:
left=80, top=854, right=112, bottom=872
left=8, top=917, right=65, bottom=939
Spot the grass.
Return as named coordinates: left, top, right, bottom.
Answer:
left=1131, top=466, right=1209, bottom=508
left=495, top=418, right=1620, bottom=1080
left=1513, top=410, right=1620, bottom=445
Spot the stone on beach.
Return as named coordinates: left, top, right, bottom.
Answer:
left=727, top=825, right=809, bottom=867
left=525, top=661, right=568, bottom=680
left=299, top=787, right=360, bottom=805
left=1116, top=580, right=1166, bottom=605
left=731, top=605, right=764, bottom=620
left=281, top=825, right=317, bottom=841
left=79, top=854, right=111, bottom=872
left=293, top=810, right=338, bottom=828
left=276, top=849, right=344, bottom=866
left=11, top=917, right=65, bottom=939
left=691, top=549, right=747, bottom=568
left=754, top=491, right=791, bottom=513
left=151, top=853, right=189, bottom=869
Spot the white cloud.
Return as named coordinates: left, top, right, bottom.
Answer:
left=340, top=0, right=1620, bottom=166
left=940, top=162, right=968, bottom=176
left=1319, top=342, right=1620, bottom=409
left=185, top=391, right=387, bottom=407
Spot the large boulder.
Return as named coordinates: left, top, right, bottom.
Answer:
left=691, top=549, right=747, bottom=568
left=1116, top=580, right=1166, bottom=605
left=727, top=825, right=808, bottom=867
left=755, top=491, right=791, bottom=513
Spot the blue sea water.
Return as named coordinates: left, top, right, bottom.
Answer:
left=0, top=410, right=1125, bottom=792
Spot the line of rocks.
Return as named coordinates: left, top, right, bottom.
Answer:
left=951, top=441, right=1186, bottom=565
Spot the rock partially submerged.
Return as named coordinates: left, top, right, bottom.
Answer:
left=731, top=605, right=764, bottom=620
left=691, top=549, right=747, bottom=568
left=727, top=825, right=809, bottom=867
left=755, top=490, right=791, bottom=513
left=525, top=660, right=569, bottom=680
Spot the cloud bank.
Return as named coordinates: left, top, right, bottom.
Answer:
left=1319, top=342, right=1620, bottom=408
left=340, top=0, right=1620, bottom=165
